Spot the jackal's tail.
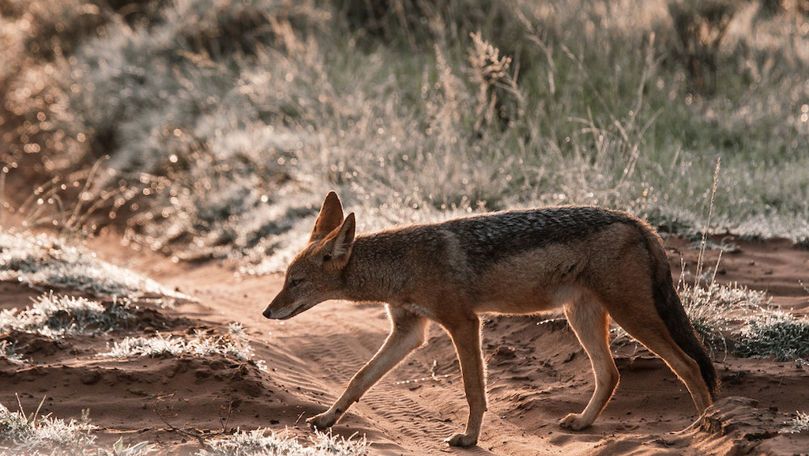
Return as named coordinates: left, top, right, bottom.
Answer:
left=640, top=225, right=719, bottom=398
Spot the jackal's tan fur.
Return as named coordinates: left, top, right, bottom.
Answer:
left=263, top=192, right=717, bottom=448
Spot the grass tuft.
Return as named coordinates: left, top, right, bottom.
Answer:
left=679, top=281, right=767, bottom=351
left=0, top=400, right=151, bottom=455
left=197, top=428, right=367, bottom=456
left=0, top=400, right=96, bottom=454
left=780, top=411, right=809, bottom=435
left=0, top=293, right=133, bottom=338
left=680, top=280, right=809, bottom=361
left=101, top=323, right=266, bottom=369
left=0, top=341, right=26, bottom=364
left=735, top=312, right=809, bottom=361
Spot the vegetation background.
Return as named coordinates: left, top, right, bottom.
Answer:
left=2, top=0, right=808, bottom=271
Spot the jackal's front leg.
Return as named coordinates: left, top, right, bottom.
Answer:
left=444, top=315, right=486, bottom=448
left=307, top=306, right=428, bottom=429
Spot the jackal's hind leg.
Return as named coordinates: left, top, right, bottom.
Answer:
left=607, top=304, right=712, bottom=415
left=307, top=306, right=428, bottom=429
left=560, top=299, right=619, bottom=430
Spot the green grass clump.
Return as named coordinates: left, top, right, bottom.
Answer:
left=735, top=311, right=809, bottom=361
left=0, top=293, right=133, bottom=338
left=197, top=428, right=367, bottom=456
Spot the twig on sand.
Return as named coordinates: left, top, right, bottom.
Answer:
left=153, top=402, right=215, bottom=452
left=219, top=400, right=234, bottom=433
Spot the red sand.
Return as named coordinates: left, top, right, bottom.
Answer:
left=1, top=231, right=808, bottom=455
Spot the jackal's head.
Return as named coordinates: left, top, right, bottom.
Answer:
left=262, top=191, right=355, bottom=319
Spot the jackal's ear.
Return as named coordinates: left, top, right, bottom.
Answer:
left=323, top=212, right=355, bottom=267
left=310, top=191, right=344, bottom=242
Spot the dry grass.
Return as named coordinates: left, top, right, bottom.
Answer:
left=197, top=428, right=367, bottom=456
left=0, top=341, right=25, bottom=364
left=1, top=0, right=808, bottom=273
left=0, top=398, right=150, bottom=455
left=780, top=411, right=809, bottom=435
left=0, top=293, right=133, bottom=339
left=101, top=323, right=267, bottom=371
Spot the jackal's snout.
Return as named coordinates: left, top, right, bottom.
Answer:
left=263, top=296, right=310, bottom=320
left=262, top=304, right=288, bottom=320
left=263, top=288, right=309, bottom=320
left=262, top=293, right=287, bottom=319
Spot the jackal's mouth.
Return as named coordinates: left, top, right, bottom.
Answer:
left=274, top=300, right=317, bottom=320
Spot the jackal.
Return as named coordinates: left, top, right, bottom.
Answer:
left=263, top=192, right=717, bottom=447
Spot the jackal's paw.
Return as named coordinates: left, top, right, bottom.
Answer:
left=559, top=413, right=591, bottom=431
left=445, top=432, right=478, bottom=447
left=306, top=412, right=337, bottom=429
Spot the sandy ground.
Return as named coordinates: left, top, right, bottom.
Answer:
left=2, top=230, right=809, bottom=455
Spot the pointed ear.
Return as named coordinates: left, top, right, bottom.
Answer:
left=310, top=191, right=344, bottom=242
left=323, top=212, right=355, bottom=267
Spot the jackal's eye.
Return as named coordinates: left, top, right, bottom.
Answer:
left=289, top=277, right=304, bottom=288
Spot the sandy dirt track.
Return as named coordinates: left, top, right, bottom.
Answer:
left=2, top=232, right=809, bottom=455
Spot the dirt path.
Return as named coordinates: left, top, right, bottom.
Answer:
left=2, top=231, right=808, bottom=455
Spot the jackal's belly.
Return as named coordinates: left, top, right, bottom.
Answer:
left=474, top=284, right=569, bottom=315
left=472, top=246, right=587, bottom=315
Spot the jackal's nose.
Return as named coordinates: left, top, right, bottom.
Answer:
left=262, top=307, right=273, bottom=319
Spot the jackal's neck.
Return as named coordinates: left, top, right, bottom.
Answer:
left=341, top=233, right=412, bottom=302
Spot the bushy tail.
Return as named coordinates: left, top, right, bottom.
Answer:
left=640, top=226, right=719, bottom=398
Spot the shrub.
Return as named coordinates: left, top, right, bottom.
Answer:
left=735, top=311, right=809, bottom=361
